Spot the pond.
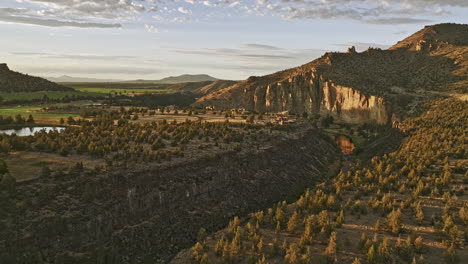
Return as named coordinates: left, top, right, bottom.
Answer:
left=334, top=135, right=355, bottom=156
left=0, top=127, right=65, bottom=136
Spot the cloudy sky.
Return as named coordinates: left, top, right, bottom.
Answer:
left=1, top=1, right=467, bottom=80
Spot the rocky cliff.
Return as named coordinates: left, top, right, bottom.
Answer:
left=1, top=126, right=338, bottom=263
left=194, top=23, right=468, bottom=124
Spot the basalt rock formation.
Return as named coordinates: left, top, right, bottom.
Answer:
left=1, top=126, right=338, bottom=263
left=0, top=63, right=74, bottom=93
left=194, top=23, right=468, bottom=124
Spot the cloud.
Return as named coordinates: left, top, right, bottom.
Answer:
left=0, top=8, right=121, bottom=28
left=364, top=17, right=433, bottom=25
left=22, top=0, right=147, bottom=19
left=239, top=54, right=293, bottom=59
left=229, top=1, right=241, bottom=8
left=246, top=0, right=466, bottom=24
left=145, top=24, right=159, bottom=33
left=203, top=1, right=216, bottom=7
left=177, top=7, right=192, bottom=14
left=21, top=64, right=159, bottom=75
left=6, top=0, right=468, bottom=29
left=11, top=52, right=138, bottom=61
left=242, top=43, right=282, bottom=50
left=172, top=43, right=325, bottom=62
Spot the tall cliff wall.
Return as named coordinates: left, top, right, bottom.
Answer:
left=2, top=127, right=338, bottom=263
left=197, top=71, right=389, bottom=125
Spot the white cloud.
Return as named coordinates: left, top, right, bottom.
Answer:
left=229, top=1, right=241, bottom=8
left=145, top=24, right=159, bottom=33
left=0, top=8, right=121, bottom=28
left=177, top=7, right=192, bottom=14
left=203, top=1, right=216, bottom=7
left=4, top=0, right=468, bottom=29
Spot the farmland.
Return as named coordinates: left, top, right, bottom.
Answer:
left=0, top=91, right=102, bottom=101
left=75, top=87, right=171, bottom=94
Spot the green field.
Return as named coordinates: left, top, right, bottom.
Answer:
left=0, top=106, right=80, bottom=119
left=0, top=91, right=103, bottom=101
left=75, top=87, right=171, bottom=94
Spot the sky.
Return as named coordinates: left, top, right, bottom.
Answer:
left=0, top=1, right=467, bottom=80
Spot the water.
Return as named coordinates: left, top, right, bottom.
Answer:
left=0, top=127, right=65, bottom=136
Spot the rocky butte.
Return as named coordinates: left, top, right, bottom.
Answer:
left=194, top=23, right=468, bottom=125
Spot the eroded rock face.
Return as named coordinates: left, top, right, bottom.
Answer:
left=260, top=73, right=388, bottom=124
left=2, top=127, right=338, bottom=264
left=198, top=71, right=389, bottom=125
left=195, top=23, right=468, bottom=122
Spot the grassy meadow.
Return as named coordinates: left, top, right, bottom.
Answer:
left=0, top=91, right=103, bottom=101
left=75, top=87, right=171, bottom=94
left=0, top=106, right=80, bottom=119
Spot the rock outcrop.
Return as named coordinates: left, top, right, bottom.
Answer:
left=194, top=23, right=468, bottom=123
left=1, top=126, right=338, bottom=263
left=195, top=69, right=390, bottom=124
left=0, top=63, right=10, bottom=71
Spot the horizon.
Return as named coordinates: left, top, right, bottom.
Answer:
left=1, top=0, right=467, bottom=80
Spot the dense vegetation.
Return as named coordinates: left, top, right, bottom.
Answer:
left=0, top=114, right=34, bottom=127
left=0, top=108, right=291, bottom=164
left=188, top=98, right=467, bottom=264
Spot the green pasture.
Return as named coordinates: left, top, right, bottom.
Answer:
left=0, top=91, right=103, bottom=101
left=75, top=87, right=172, bottom=94
left=0, top=106, right=79, bottom=119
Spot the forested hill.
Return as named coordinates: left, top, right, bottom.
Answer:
left=0, top=63, right=74, bottom=93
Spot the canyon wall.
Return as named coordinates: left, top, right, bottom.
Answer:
left=2, top=127, right=338, bottom=264
left=196, top=71, right=390, bottom=125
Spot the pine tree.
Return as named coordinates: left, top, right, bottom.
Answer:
left=415, top=203, right=425, bottom=225
left=387, top=208, right=403, bottom=234
left=287, top=211, right=299, bottom=234
left=324, top=231, right=337, bottom=262
left=285, top=243, right=300, bottom=264
left=367, top=245, right=376, bottom=264
left=336, top=210, right=345, bottom=227
left=191, top=242, right=205, bottom=262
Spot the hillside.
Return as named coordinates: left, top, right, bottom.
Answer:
left=0, top=64, right=74, bottom=93
left=175, top=96, right=468, bottom=264
left=167, top=80, right=238, bottom=96
left=0, top=120, right=339, bottom=263
left=194, top=23, right=468, bottom=124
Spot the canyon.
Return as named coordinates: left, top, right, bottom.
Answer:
left=1, top=125, right=338, bottom=263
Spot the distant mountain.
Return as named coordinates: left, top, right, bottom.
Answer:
left=130, top=74, right=220, bottom=84
left=46, top=75, right=122, bottom=83
left=0, top=64, right=74, bottom=93
left=159, top=74, right=219, bottom=83
left=194, top=23, right=468, bottom=124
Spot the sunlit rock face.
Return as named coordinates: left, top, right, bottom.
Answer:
left=196, top=24, right=468, bottom=124
left=196, top=70, right=389, bottom=125
left=259, top=73, right=389, bottom=125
